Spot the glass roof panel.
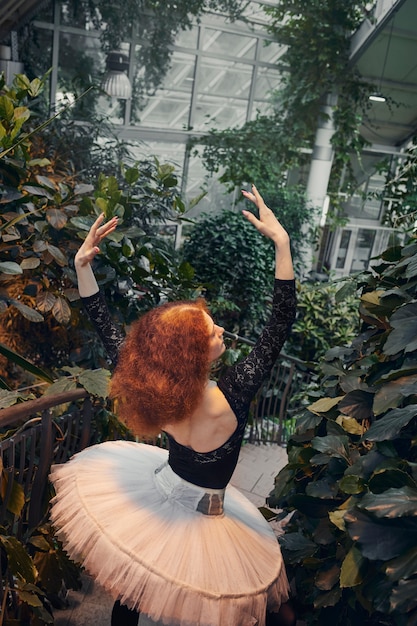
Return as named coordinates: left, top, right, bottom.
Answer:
left=254, top=67, right=283, bottom=99
left=258, top=40, right=286, bottom=64
left=202, top=27, right=256, bottom=59
left=197, top=58, right=253, bottom=98
left=134, top=90, right=191, bottom=129
left=193, top=94, right=248, bottom=130
left=175, top=27, right=199, bottom=49
left=155, top=51, right=195, bottom=93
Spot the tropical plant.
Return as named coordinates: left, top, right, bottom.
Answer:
left=286, top=278, right=360, bottom=364
left=268, top=234, right=417, bottom=625
left=181, top=184, right=316, bottom=334
left=181, top=209, right=276, bottom=336
left=0, top=71, right=201, bottom=388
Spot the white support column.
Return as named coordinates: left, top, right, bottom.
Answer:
left=302, top=91, right=337, bottom=278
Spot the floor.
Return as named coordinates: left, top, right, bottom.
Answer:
left=53, top=442, right=289, bottom=626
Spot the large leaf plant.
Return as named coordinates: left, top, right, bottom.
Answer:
left=269, top=234, right=417, bottom=625
left=0, top=70, right=199, bottom=390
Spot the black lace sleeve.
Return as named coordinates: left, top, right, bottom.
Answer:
left=218, top=279, right=296, bottom=411
left=81, top=290, right=125, bottom=367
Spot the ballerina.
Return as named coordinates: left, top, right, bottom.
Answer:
left=50, top=185, right=297, bottom=626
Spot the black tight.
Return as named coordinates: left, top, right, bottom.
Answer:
left=111, top=600, right=140, bottom=626
left=266, top=600, right=297, bottom=626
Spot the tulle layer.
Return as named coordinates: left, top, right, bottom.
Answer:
left=49, top=441, right=289, bottom=626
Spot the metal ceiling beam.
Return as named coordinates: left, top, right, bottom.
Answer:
left=350, top=0, right=408, bottom=62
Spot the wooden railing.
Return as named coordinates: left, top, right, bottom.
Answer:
left=0, top=390, right=97, bottom=536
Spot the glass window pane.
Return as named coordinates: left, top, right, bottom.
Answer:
left=134, top=90, right=190, bottom=129
left=193, top=94, right=248, bottom=130
left=58, top=32, right=105, bottom=117
left=185, top=150, right=235, bottom=217
left=254, top=67, right=283, bottom=99
left=156, top=51, right=195, bottom=93
left=336, top=230, right=351, bottom=269
left=258, top=40, right=286, bottom=64
left=202, top=28, right=256, bottom=60
left=175, top=28, right=198, bottom=49
left=22, top=28, right=53, bottom=93
left=350, top=229, right=376, bottom=272
left=198, top=58, right=253, bottom=98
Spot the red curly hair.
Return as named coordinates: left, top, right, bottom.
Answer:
left=109, top=299, right=211, bottom=436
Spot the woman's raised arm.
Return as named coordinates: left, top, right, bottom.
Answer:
left=241, top=185, right=294, bottom=281
left=74, top=214, right=118, bottom=297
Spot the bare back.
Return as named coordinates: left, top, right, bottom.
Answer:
left=163, top=382, right=238, bottom=453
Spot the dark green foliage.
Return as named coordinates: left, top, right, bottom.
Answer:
left=270, top=237, right=417, bottom=625
left=182, top=209, right=274, bottom=335
left=287, top=278, right=360, bottom=363
left=181, top=185, right=314, bottom=335
left=0, top=72, right=200, bottom=385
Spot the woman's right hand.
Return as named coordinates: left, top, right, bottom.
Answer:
left=75, top=214, right=118, bottom=269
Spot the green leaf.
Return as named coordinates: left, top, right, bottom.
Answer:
left=311, top=434, right=349, bottom=460
left=78, top=368, right=111, bottom=398
left=363, top=406, right=417, bottom=442
left=340, top=545, right=365, bottom=588
left=384, top=302, right=417, bottom=355
left=0, top=95, right=14, bottom=121
left=2, top=473, right=25, bottom=517
left=0, top=390, right=21, bottom=408
left=308, top=396, right=344, bottom=414
left=0, top=261, right=23, bottom=275
left=1, top=535, right=36, bottom=583
left=385, top=545, right=417, bottom=581
left=359, top=487, right=417, bottom=518
left=345, top=508, right=417, bottom=560
left=12, top=301, right=44, bottom=322
left=124, top=166, right=140, bottom=185
left=44, top=378, right=77, bottom=396
left=373, top=375, right=417, bottom=415
left=52, top=295, right=71, bottom=324
left=339, top=474, right=366, bottom=495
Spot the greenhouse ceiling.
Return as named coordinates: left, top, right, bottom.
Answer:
left=1, top=0, right=416, bottom=150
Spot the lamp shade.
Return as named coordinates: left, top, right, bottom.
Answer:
left=101, top=70, right=132, bottom=99
left=101, top=51, right=132, bottom=99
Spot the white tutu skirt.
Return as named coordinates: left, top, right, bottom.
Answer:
left=49, top=441, right=289, bottom=626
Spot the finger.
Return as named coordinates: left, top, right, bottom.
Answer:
left=251, top=185, right=266, bottom=210
left=242, top=209, right=261, bottom=228
left=241, top=189, right=256, bottom=205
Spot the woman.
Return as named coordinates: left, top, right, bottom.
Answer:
left=49, top=185, right=297, bottom=626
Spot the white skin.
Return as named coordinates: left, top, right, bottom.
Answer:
left=74, top=185, right=294, bottom=453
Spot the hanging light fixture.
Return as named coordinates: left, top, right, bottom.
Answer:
left=101, top=51, right=132, bottom=99
left=368, top=17, right=395, bottom=104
